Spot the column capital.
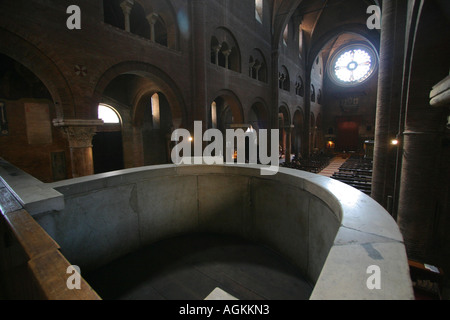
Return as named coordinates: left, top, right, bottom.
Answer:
left=120, top=0, right=134, bottom=14
left=222, top=49, right=232, bottom=56
left=146, top=12, right=159, bottom=25
left=212, top=44, right=222, bottom=52
left=53, top=119, right=104, bottom=148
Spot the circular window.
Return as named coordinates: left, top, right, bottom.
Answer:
left=329, top=44, right=378, bottom=86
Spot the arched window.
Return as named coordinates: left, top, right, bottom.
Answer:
left=210, top=28, right=241, bottom=73
left=98, top=104, right=121, bottom=124
left=103, top=0, right=170, bottom=47
left=279, top=66, right=290, bottom=91
left=211, top=101, right=218, bottom=129
left=103, top=0, right=125, bottom=30
left=151, top=93, right=160, bottom=129
left=148, top=13, right=168, bottom=46
left=249, top=49, right=267, bottom=83
left=295, top=76, right=304, bottom=97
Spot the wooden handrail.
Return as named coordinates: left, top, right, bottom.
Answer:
left=1, top=184, right=101, bottom=300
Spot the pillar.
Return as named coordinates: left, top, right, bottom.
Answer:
left=396, top=0, right=450, bottom=263
left=371, top=0, right=407, bottom=212
left=249, top=60, right=255, bottom=77
left=120, top=0, right=134, bottom=32
left=191, top=0, right=208, bottom=128
left=146, top=13, right=159, bottom=42
left=222, top=49, right=232, bottom=69
left=212, top=45, right=222, bottom=66
left=53, top=119, right=103, bottom=178
left=303, top=69, right=312, bottom=158
left=254, top=63, right=261, bottom=81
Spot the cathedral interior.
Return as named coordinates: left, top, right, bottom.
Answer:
left=0, top=0, right=449, bottom=301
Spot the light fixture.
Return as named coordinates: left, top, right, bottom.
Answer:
left=391, top=139, right=399, bottom=146
left=188, top=136, right=193, bottom=142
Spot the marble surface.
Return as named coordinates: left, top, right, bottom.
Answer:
left=0, top=160, right=414, bottom=299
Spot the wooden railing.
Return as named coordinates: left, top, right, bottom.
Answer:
left=0, top=180, right=101, bottom=300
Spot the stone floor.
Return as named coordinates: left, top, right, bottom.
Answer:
left=84, top=233, right=313, bottom=300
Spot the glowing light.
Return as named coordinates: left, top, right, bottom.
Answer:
left=246, top=125, right=255, bottom=133
left=98, top=104, right=120, bottom=124
left=391, top=139, right=399, bottom=146
left=330, top=45, right=377, bottom=86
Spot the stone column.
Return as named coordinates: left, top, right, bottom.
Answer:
left=396, top=0, right=449, bottom=264
left=371, top=0, right=407, bottom=212
left=120, top=0, right=134, bottom=32
left=222, top=49, right=232, bottom=69
left=303, top=68, right=312, bottom=158
left=146, top=13, right=159, bottom=42
left=53, top=119, right=104, bottom=178
left=191, top=0, right=208, bottom=128
left=212, top=44, right=222, bottom=66
left=248, top=60, right=255, bottom=77
left=254, top=63, right=261, bottom=81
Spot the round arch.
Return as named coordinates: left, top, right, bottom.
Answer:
left=0, top=28, right=74, bottom=118
left=93, top=61, right=187, bottom=129
left=248, top=98, right=269, bottom=131
left=209, top=27, right=242, bottom=73
left=210, top=89, right=245, bottom=131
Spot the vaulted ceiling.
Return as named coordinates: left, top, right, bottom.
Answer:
left=270, top=0, right=381, bottom=69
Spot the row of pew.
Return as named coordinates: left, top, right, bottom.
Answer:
left=281, top=154, right=333, bottom=174
left=331, top=156, right=373, bottom=195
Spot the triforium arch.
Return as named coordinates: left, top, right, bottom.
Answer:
left=136, top=0, right=179, bottom=49
left=103, top=0, right=179, bottom=49
left=210, top=27, right=241, bottom=73
left=279, top=65, right=291, bottom=91
left=249, top=49, right=268, bottom=83
left=0, top=28, right=74, bottom=119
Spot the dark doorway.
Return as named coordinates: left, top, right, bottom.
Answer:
left=337, top=118, right=360, bottom=151
left=93, top=131, right=124, bottom=174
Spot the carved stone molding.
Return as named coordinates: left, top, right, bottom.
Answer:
left=53, top=119, right=104, bottom=148
left=61, top=126, right=97, bottom=148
